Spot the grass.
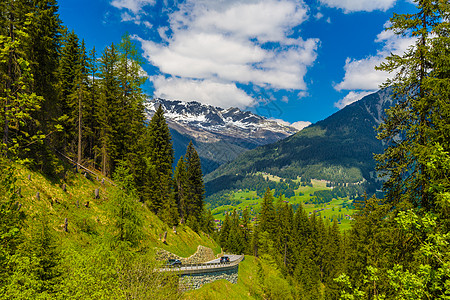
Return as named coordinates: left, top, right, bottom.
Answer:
left=182, top=256, right=263, bottom=300
left=210, top=174, right=356, bottom=230
left=13, top=163, right=221, bottom=259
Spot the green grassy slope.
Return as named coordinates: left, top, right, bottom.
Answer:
left=209, top=178, right=355, bottom=230
left=14, top=163, right=220, bottom=258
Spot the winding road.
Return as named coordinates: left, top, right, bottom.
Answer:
left=160, top=254, right=244, bottom=275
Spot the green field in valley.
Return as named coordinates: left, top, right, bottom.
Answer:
left=209, top=178, right=356, bottom=231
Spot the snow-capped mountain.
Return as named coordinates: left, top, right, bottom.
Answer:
left=146, top=98, right=299, bottom=174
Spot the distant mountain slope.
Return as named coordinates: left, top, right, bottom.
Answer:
left=204, top=88, right=395, bottom=191
left=145, top=99, right=298, bottom=174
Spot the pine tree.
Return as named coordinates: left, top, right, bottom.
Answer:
left=0, top=7, right=43, bottom=159
left=0, top=157, right=25, bottom=289
left=375, top=0, right=448, bottom=211
left=97, top=43, right=120, bottom=176
left=173, top=156, right=188, bottom=223
left=259, top=188, right=276, bottom=237
left=111, top=161, right=143, bottom=247
left=185, top=141, right=204, bottom=222
left=143, top=105, right=174, bottom=215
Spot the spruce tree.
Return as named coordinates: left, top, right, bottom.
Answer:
left=85, top=46, right=99, bottom=164
left=0, top=8, right=43, bottom=159
left=185, top=141, right=204, bottom=222
left=97, top=43, right=120, bottom=176
left=25, top=0, right=62, bottom=173
left=111, top=161, right=143, bottom=247
left=116, top=34, right=146, bottom=160
left=21, top=212, right=61, bottom=295
left=219, top=212, right=231, bottom=249
left=58, top=30, right=82, bottom=155
left=375, top=0, right=448, bottom=211
left=144, top=105, right=174, bottom=215
left=0, top=157, right=25, bottom=289
left=173, top=156, right=188, bottom=223
left=201, top=209, right=216, bottom=234
left=259, top=187, right=276, bottom=237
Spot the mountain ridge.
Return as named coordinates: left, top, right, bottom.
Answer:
left=145, top=98, right=299, bottom=173
left=204, top=88, right=395, bottom=194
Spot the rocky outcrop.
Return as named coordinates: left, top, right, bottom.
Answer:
left=155, top=245, right=216, bottom=264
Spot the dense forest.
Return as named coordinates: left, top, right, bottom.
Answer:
left=1, top=0, right=450, bottom=299
left=0, top=0, right=214, bottom=298
left=0, top=0, right=209, bottom=227
left=218, top=1, right=450, bottom=298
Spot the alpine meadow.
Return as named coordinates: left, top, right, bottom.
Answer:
left=1, top=0, right=449, bottom=299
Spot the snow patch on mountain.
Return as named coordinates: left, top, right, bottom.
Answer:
left=146, top=98, right=299, bottom=139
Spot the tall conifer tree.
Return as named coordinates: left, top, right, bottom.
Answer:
left=185, top=141, right=204, bottom=222
left=97, top=43, right=120, bottom=176
left=259, top=187, right=276, bottom=237
left=173, top=156, right=188, bottom=223
left=144, top=105, right=173, bottom=214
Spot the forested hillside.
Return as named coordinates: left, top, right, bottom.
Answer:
left=204, top=88, right=396, bottom=191
left=1, top=0, right=449, bottom=299
left=0, top=1, right=214, bottom=298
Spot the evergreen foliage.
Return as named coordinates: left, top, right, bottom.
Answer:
left=1, top=0, right=449, bottom=298
left=185, top=141, right=205, bottom=222
left=144, top=105, right=174, bottom=214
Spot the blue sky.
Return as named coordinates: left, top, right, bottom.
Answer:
left=59, top=0, right=417, bottom=128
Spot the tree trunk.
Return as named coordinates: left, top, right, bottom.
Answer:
left=77, top=88, right=82, bottom=170
left=3, top=13, right=14, bottom=146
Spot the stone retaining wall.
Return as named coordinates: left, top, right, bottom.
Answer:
left=179, top=266, right=239, bottom=291
left=155, top=245, right=216, bottom=264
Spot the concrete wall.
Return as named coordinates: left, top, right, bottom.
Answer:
left=179, top=266, right=239, bottom=291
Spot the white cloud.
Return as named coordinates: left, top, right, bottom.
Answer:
left=120, top=12, right=152, bottom=27
left=319, top=0, right=397, bottom=13
left=335, top=23, right=415, bottom=92
left=291, top=120, right=311, bottom=130
left=130, top=0, right=319, bottom=109
left=110, top=0, right=155, bottom=14
left=152, top=76, right=255, bottom=109
left=334, top=56, right=391, bottom=91
left=269, top=118, right=311, bottom=130
left=191, top=1, right=309, bottom=43
left=334, top=90, right=373, bottom=109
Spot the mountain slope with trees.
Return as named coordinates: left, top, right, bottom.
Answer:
left=1, top=0, right=449, bottom=299
left=205, top=88, right=395, bottom=195
left=146, top=98, right=299, bottom=174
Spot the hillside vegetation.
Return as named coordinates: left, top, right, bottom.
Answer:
left=204, top=89, right=396, bottom=193
left=1, top=162, right=219, bottom=298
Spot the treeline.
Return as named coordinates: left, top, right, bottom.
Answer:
left=219, top=188, right=344, bottom=299
left=0, top=157, right=182, bottom=298
left=219, top=1, right=450, bottom=298
left=306, top=186, right=364, bottom=205
left=205, top=174, right=302, bottom=208
left=0, top=0, right=210, bottom=227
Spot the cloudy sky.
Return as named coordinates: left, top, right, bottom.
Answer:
left=59, top=0, right=417, bottom=127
